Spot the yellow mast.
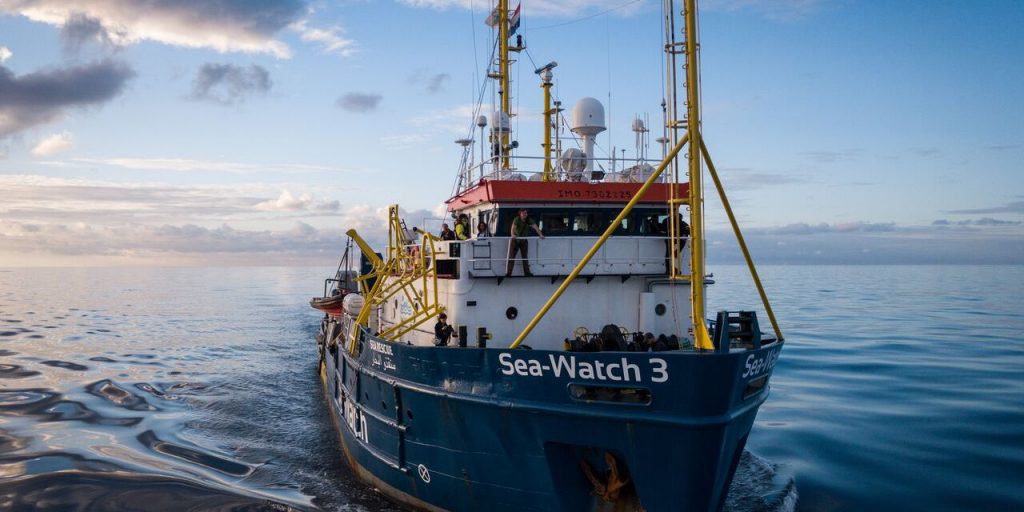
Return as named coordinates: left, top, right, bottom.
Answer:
left=680, top=0, right=713, bottom=350
left=498, top=0, right=512, bottom=171
left=541, top=70, right=553, bottom=181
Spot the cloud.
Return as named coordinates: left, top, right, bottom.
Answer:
left=409, top=70, right=450, bottom=93
left=52, top=157, right=342, bottom=174
left=766, top=221, right=896, bottom=235
left=336, top=93, right=382, bottom=113
left=802, top=148, right=862, bottom=164
left=0, top=175, right=264, bottom=223
left=255, top=190, right=313, bottom=211
left=254, top=190, right=342, bottom=212
left=60, top=13, right=113, bottom=53
left=190, top=63, right=271, bottom=105
left=974, top=217, right=1021, bottom=226
left=0, top=175, right=445, bottom=266
left=712, top=167, right=805, bottom=191
left=933, top=217, right=1021, bottom=227
left=984, top=144, right=1020, bottom=151
left=410, top=104, right=479, bottom=134
left=0, top=219, right=345, bottom=263
left=316, top=200, right=340, bottom=212
left=0, top=46, right=11, bottom=62
left=709, top=218, right=1024, bottom=265
left=290, top=19, right=356, bottom=57
left=949, top=201, right=1024, bottom=215
left=1, top=0, right=305, bottom=57
left=31, top=132, right=74, bottom=156
left=0, top=59, right=135, bottom=138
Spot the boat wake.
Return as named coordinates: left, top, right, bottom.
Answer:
left=726, top=451, right=798, bottom=512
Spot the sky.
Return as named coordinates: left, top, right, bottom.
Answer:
left=0, top=0, right=1021, bottom=267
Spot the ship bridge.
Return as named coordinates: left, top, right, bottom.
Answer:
left=440, top=178, right=690, bottom=280
left=354, top=177, right=698, bottom=352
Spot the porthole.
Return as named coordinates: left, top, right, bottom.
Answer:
left=506, top=307, right=518, bottom=320
left=655, top=304, right=667, bottom=316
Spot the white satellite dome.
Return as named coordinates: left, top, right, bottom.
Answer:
left=560, top=148, right=586, bottom=181
left=571, top=97, right=606, bottom=136
left=490, top=111, right=510, bottom=133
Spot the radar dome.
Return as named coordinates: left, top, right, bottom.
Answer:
left=490, top=111, right=510, bottom=133
left=571, top=97, right=606, bottom=136
left=560, top=148, right=586, bottom=178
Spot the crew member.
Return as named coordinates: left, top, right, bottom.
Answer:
left=455, top=214, right=471, bottom=240
left=439, top=223, right=456, bottom=241
left=434, top=313, right=454, bottom=346
left=477, top=220, right=492, bottom=238
left=662, top=214, right=690, bottom=275
left=506, top=209, right=544, bottom=277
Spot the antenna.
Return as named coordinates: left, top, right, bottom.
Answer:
left=534, top=61, right=557, bottom=75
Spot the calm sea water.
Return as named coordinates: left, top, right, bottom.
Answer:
left=0, top=265, right=1021, bottom=511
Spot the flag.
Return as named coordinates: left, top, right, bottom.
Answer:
left=510, top=3, right=521, bottom=35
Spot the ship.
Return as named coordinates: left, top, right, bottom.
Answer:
left=311, top=0, right=785, bottom=510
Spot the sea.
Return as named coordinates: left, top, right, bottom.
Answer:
left=0, top=265, right=1021, bottom=511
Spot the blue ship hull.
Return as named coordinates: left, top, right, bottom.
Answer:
left=317, top=323, right=782, bottom=511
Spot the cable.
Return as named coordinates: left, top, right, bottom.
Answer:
left=530, top=0, right=642, bottom=30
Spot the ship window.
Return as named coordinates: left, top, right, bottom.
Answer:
left=540, top=213, right=570, bottom=235
left=639, top=212, right=668, bottom=236
left=494, top=208, right=668, bottom=237
left=572, top=212, right=606, bottom=235
left=436, top=259, right=459, bottom=279
left=613, top=216, right=631, bottom=235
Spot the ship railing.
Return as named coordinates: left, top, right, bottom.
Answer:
left=404, top=236, right=690, bottom=278
left=457, top=155, right=669, bottom=192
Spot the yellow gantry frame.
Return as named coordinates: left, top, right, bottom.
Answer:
left=510, top=0, right=783, bottom=349
left=345, top=205, right=445, bottom=354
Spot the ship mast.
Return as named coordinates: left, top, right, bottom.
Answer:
left=669, top=0, right=784, bottom=345
left=498, top=0, right=511, bottom=171
left=491, top=0, right=522, bottom=171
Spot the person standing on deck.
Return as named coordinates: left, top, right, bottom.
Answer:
left=477, top=220, right=492, bottom=238
left=439, top=223, right=456, bottom=241
left=434, top=313, right=453, bottom=346
left=455, top=214, right=471, bottom=241
left=506, top=209, right=544, bottom=277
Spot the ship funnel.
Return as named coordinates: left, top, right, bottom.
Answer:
left=570, top=97, right=606, bottom=175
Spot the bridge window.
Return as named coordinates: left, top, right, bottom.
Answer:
left=494, top=208, right=671, bottom=237
left=572, top=212, right=606, bottom=235
left=540, top=212, right=570, bottom=235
